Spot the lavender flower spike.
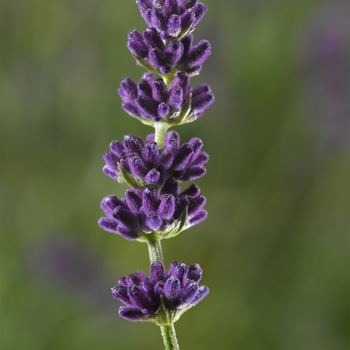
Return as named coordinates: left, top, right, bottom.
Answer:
left=112, top=261, right=209, bottom=324
left=99, top=0, right=213, bottom=347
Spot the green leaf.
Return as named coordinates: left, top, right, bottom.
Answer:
left=117, top=163, right=147, bottom=190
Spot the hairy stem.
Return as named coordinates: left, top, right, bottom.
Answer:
left=154, top=122, right=169, bottom=149
left=160, top=324, right=180, bottom=350
left=146, top=235, right=164, bottom=265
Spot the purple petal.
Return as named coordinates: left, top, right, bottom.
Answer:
left=125, top=189, right=143, bottom=214
left=146, top=212, right=163, bottom=230
left=98, top=217, right=119, bottom=233
left=127, top=30, right=148, bottom=58
left=150, top=261, right=168, bottom=284
left=187, top=40, right=211, bottom=67
left=192, top=83, right=210, bottom=98
left=180, top=166, right=206, bottom=181
left=117, top=225, right=140, bottom=241
left=187, top=263, right=203, bottom=283
left=158, top=194, right=176, bottom=219
left=128, top=285, right=154, bottom=310
left=189, top=152, right=209, bottom=167
left=143, top=27, right=164, bottom=49
left=152, top=79, right=168, bottom=102
left=164, top=276, right=181, bottom=301
left=138, top=78, right=153, bottom=97
left=136, top=95, right=159, bottom=119
left=161, top=178, right=180, bottom=196
left=127, top=154, right=147, bottom=178
left=191, top=91, right=215, bottom=113
left=145, top=168, right=161, bottom=185
left=167, top=14, right=182, bottom=37
left=192, top=2, right=207, bottom=27
left=172, top=144, right=193, bottom=171
left=165, top=40, right=184, bottom=65
left=100, top=195, right=126, bottom=216
left=178, top=283, right=199, bottom=307
left=119, top=306, right=145, bottom=322
left=142, top=188, right=160, bottom=214
left=151, top=5, right=168, bottom=32
left=123, top=135, right=144, bottom=155
left=118, top=77, right=138, bottom=102
left=158, top=102, right=171, bottom=118
left=111, top=286, right=132, bottom=305
left=169, top=261, right=189, bottom=287
left=113, top=206, right=139, bottom=229
left=109, top=140, right=125, bottom=157
left=122, top=102, right=141, bottom=117
left=181, top=183, right=200, bottom=197
left=189, top=285, right=209, bottom=307
left=188, top=196, right=207, bottom=218
left=164, top=0, right=181, bottom=15
left=188, top=209, right=207, bottom=226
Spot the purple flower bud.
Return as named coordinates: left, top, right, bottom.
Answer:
left=152, top=79, right=168, bottom=102
left=124, top=135, right=144, bottom=155
left=146, top=212, right=163, bottom=230
left=188, top=209, right=207, bottom=226
left=118, top=78, right=138, bottom=102
left=165, top=40, right=184, bottom=65
left=158, top=194, right=176, bottom=219
left=167, top=14, right=182, bottom=37
left=100, top=195, right=126, bottom=217
left=119, top=306, right=145, bottom=321
left=164, top=276, right=181, bottom=301
left=187, top=263, right=202, bottom=283
left=169, top=261, right=189, bottom=287
left=145, top=168, right=161, bottom=185
left=111, top=286, right=132, bottom=305
left=127, top=30, right=148, bottom=58
left=150, top=261, right=168, bottom=284
left=158, top=102, right=171, bottom=118
left=143, top=188, right=160, bottom=214
left=151, top=5, right=168, bottom=32
left=192, top=2, right=207, bottom=27
left=125, top=189, right=142, bottom=214
left=188, top=195, right=206, bottom=218
left=113, top=206, right=139, bottom=229
left=143, top=27, right=164, bottom=50
left=181, top=183, right=200, bottom=197
left=178, top=283, right=198, bottom=307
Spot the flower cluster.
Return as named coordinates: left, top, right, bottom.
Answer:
left=98, top=0, right=213, bottom=340
left=119, top=72, right=213, bottom=126
left=112, top=261, right=209, bottom=324
left=102, top=131, right=208, bottom=188
left=136, top=0, right=207, bottom=41
left=99, top=179, right=207, bottom=241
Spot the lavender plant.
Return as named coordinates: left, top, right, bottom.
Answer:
left=98, top=1, right=214, bottom=349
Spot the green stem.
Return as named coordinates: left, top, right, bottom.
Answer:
left=154, top=123, right=169, bottom=149
left=146, top=235, right=164, bottom=264
left=160, top=324, right=180, bottom=350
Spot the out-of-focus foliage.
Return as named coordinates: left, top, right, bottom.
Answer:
left=1, top=0, right=348, bottom=349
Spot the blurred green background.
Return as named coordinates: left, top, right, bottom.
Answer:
left=1, top=0, right=349, bottom=349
